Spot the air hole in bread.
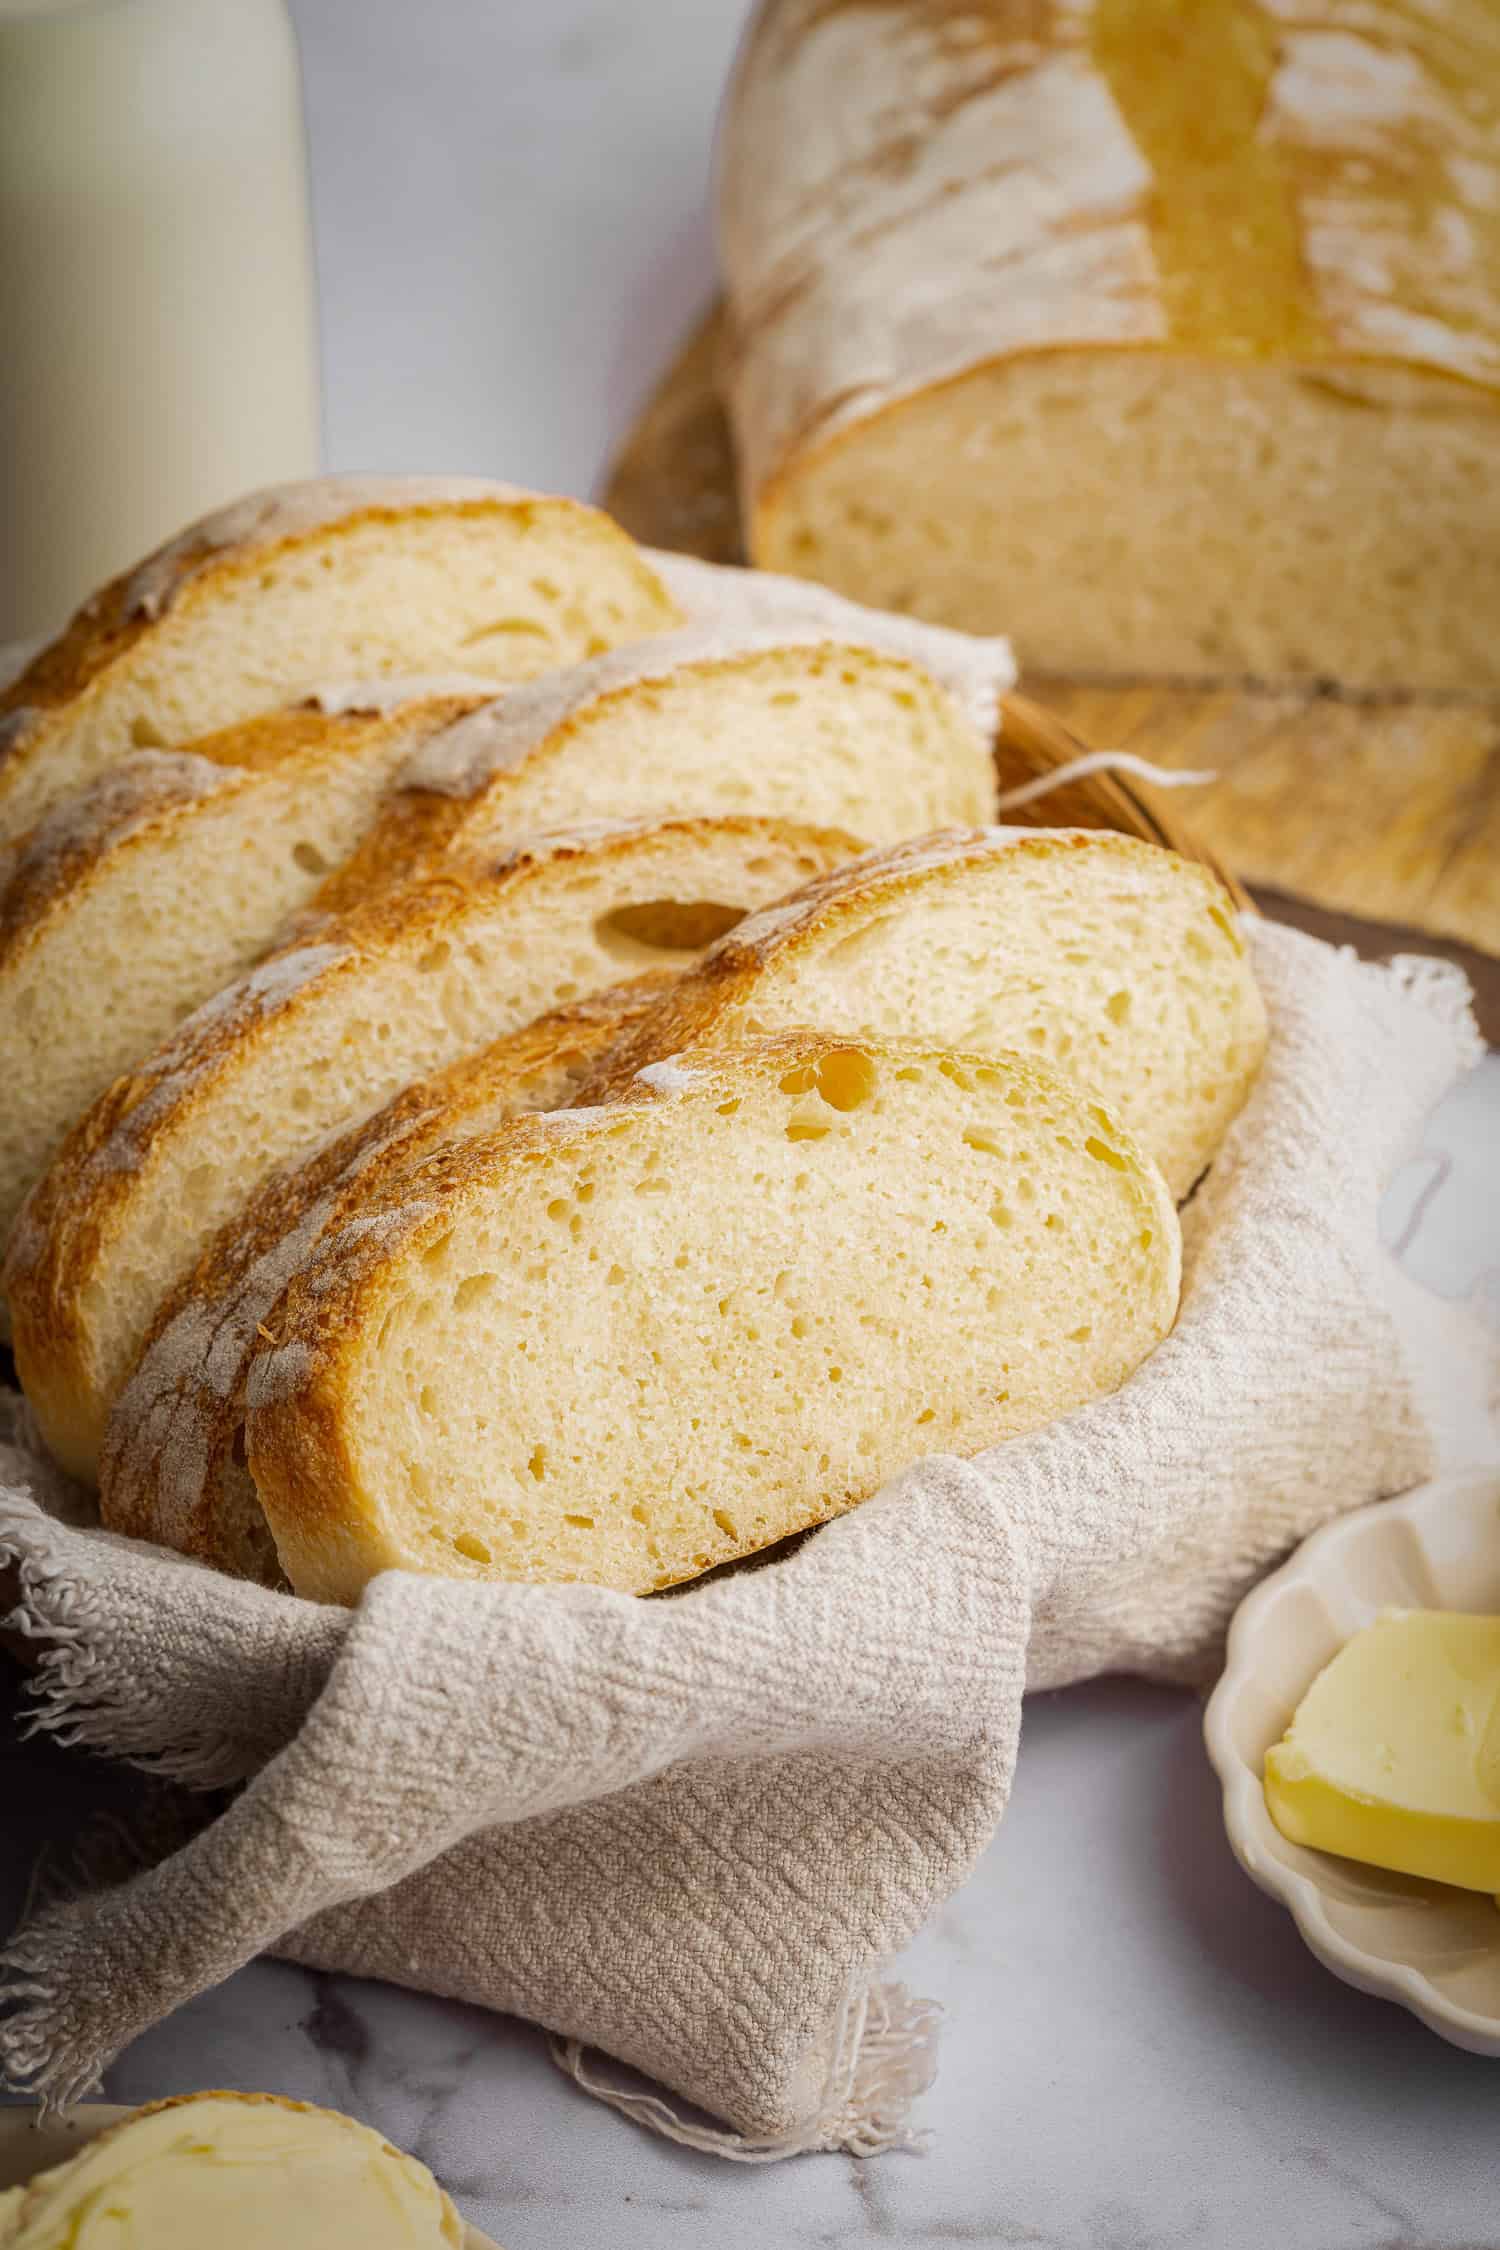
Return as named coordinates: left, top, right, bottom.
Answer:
left=453, top=1271, right=497, bottom=1310
left=453, top=1531, right=491, bottom=1563
left=129, top=715, right=168, bottom=749
left=292, top=841, right=332, bottom=877
left=608, top=899, right=746, bottom=954
left=1085, top=1135, right=1130, bottom=1172
left=460, top=616, right=551, bottom=645
left=528, top=1445, right=547, bottom=1480
left=777, top=1049, right=877, bottom=1112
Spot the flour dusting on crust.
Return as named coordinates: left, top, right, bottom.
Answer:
left=124, top=476, right=547, bottom=621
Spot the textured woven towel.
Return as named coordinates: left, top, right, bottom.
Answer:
left=0, top=922, right=1493, bottom=2157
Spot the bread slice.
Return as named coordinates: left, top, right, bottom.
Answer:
left=6, top=815, right=860, bottom=1481
left=584, top=829, right=1267, bottom=1200
left=243, top=1031, right=1180, bottom=1601
left=647, top=549, right=1015, bottom=743
left=308, top=624, right=995, bottom=919
left=0, top=2092, right=464, bottom=2247
left=0, top=475, right=679, bottom=843
left=0, top=689, right=501, bottom=1260
left=100, top=978, right=669, bottom=1586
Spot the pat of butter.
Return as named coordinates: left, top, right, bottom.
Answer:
left=2, top=2093, right=466, bottom=2250
left=1264, top=1609, right=1500, bottom=1893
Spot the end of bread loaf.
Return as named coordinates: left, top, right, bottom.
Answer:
left=243, top=1031, right=1180, bottom=1602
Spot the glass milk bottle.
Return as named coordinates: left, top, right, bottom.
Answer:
left=0, top=0, right=321, bottom=643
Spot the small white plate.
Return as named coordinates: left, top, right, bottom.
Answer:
left=1204, top=1466, right=1500, bottom=2055
left=0, top=2102, right=503, bottom=2245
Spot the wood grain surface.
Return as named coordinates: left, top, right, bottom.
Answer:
left=606, top=304, right=1500, bottom=1035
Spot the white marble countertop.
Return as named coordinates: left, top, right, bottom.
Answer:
left=4, top=3, right=1500, bottom=2242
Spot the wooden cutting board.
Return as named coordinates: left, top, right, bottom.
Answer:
left=606, top=304, right=1500, bottom=1037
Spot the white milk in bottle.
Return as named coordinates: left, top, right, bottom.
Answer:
left=0, top=0, right=321, bottom=642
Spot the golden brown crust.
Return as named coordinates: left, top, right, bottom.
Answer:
left=297, top=811, right=862, bottom=954
left=725, top=0, right=1500, bottom=518
left=0, top=488, right=670, bottom=768
left=99, top=977, right=673, bottom=1577
left=0, top=696, right=488, bottom=973
left=242, top=1030, right=1169, bottom=1596
left=177, top=695, right=488, bottom=778
left=0, top=754, right=230, bottom=960
left=304, top=635, right=959, bottom=922
left=5, top=814, right=860, bottom=1464
left=577, top=825, right=1246, bottom=1099
left=299, top=793, right=473, bottom=921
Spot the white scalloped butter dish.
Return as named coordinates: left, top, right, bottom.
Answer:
left=1204, top=1466, right=1500, bottom=2055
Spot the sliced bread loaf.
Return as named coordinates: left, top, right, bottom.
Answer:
left=719, top=1, right=1500, bottom=690
left=308, top=625, right=995, bottom=918
left=0, top=475, right=679, bottom=844
left=243, top=1031, right=1180, bottom=1601
left=0, top=690, right=497, bottom=1258
left=584, top=829, right=1267, bottom=1199
left=6, top=815, right=860, bottom=1481
left=100, top=979, right=667, bottom=1586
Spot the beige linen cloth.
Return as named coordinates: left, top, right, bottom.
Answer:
left=0, top=921, right=1494, bottom=2157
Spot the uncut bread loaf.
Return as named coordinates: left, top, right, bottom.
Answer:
left=7, top=815, right=859, bottom=1482
left=719, top=0, right=1500, bottom=689
left=242, top=1032, right=1180, bottom=1601
left=0, top=474, right=679, bottom=843
left=100, top=980, right=669, bottom=1586
left=310, top=625, right=995, bottom=920
left=585, top=829, right=1267, bottom=1200
left=0, top=690, right=497, bottom=1259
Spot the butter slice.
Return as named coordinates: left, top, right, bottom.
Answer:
left=1264, top=1609, right=1500, bottom=1893
left=2, top=2092, right=467, bottom=2250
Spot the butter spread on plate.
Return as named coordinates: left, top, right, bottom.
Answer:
left=1264, top=1609, right=1500, bottom=1894
left=1, top=2093, right=466, bottom=2249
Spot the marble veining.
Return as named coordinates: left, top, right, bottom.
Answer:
left=3, top=0, right=1499, bottom=2243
